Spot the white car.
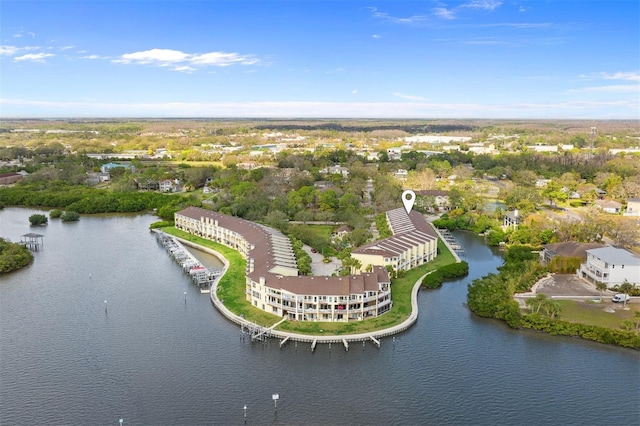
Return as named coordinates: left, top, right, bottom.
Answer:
left=612, top=293, right=630, bottom=303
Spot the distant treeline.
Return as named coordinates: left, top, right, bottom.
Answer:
left=0, top=182, right=201, bottom=220
left=254, top=122, right=477, bottom=133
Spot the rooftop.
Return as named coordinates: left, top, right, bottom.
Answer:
left=587, top=246, right=640, bottom=266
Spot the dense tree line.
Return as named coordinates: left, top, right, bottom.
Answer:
left=421, top=261, right=469, bottom=289
left=0, top=182, right=201, bottom=220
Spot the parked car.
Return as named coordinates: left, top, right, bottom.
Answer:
left=612, top=293, right=630, bottom=303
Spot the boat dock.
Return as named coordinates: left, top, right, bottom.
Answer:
left=434, top=228, right=465, bottom=258
left=20, top=233, right=44, bottom=251
left=155, top=231, right=221, bottom=293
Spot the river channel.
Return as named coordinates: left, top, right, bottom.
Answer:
left=1, top=208, right=638, bottom=425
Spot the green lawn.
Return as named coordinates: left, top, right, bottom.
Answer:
left=163, top=227, right=458, bottom=335
left=556, top=300, right=639, bottom=329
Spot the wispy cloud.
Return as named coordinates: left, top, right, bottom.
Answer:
left=368, top=7, right=429, bottom=24
left=0, top=45, right=41, bottom=56
left=371, top=1, right=504, bottom=25
left=325, top=67, right=346, bottom=74
left=14, top=52, right=54, bottom=62
left=433, top=8, right=456, bottom=20
left=393, top=92, right=427, bottom=101
left=113, top=48, right=259, bottom=69
left=372, top=34, right=382, bottom=39
left=460, top=0, right=503, bottom=11
left=598, top=71, right=640, bottom=82
left=0, top=45, right=19, bottom=56
left=80, top=54, right=109, bottom=60
left=567, top=85, right=640, bottom=94
left=12, top=30, right=36, bottom=39
left=461, top=37, right=514, bottom=46
left=172, top=65, right=197, bottom=73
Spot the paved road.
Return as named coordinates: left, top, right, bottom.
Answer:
left=303, top=245, right=341, bottom=276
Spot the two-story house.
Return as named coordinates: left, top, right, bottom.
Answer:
left=578, top=246, right=640, bottom=288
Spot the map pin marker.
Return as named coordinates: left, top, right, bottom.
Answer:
left=402, top=190, right=416, bottom=214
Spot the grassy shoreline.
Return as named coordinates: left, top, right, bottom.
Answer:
left=163, top=227, right=458, bottom=335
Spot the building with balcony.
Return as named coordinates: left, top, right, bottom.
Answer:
left=175, top=207, right=391, bottom=322
left=578, top=246, right=640, bottom=288
left=351, top=208, right=438, bottom=274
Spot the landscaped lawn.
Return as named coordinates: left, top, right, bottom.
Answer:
left=556, top=300, right=639, bottom=329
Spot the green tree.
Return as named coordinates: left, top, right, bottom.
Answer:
left=61, top=211, right=80, bottom=222
left=29, top=214, right=48, bottom=226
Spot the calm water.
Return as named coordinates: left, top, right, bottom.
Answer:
left=1, top=208, right=638, bottom=426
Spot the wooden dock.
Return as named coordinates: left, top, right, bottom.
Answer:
left=155, top=231, right=221, bottom=292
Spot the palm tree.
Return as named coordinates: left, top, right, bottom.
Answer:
left=596, top=282, right=608, bottom=302
left=619, top=280, right=633, bottom=309
left=526, top=293, right=548, bottom=314
left=544, top=300, right=562, bottom=319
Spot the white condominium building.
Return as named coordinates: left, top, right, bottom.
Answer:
left=351, top=208, right=438, bottom=274
left=175, top=207, right=391, bottom=322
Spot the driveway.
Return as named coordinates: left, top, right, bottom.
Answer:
left=303, top=246, right=341, bottom=276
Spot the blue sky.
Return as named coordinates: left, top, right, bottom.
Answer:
left=1, top=0, right=638, bottom=118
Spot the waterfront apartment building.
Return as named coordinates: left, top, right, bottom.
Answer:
left=578, top=246, right=640, bottom=288
left=351, top=208, right=438, bottom=274
left=175, top=207, right=391, bottom=322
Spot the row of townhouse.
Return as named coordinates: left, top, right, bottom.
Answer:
left=351, top=208, right=439, bottom=274
left=175, top=207, right=392, bottom=322
left=578, top=246, right=640, bottom=288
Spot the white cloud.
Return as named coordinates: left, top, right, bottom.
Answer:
left=0, top=45, right=19, bottom=56
left=114, top=48, right=190, bottom=65
left=433, top=8, right=456, bottom=20
left=325, top=67, right=346, bottom=74
left=368, top=7, right=429, bottom=24
left=461, top=0, right=503, bottom=11
left=172, top=65, right=197, bottom=73
left=393, top=92, right=427, bottom=101
left=80, top=55, right=102, bottom=60
left=599, top=71, right=640, bottom=82
left=12, top=30, right=35, bottom=39
left=113, top=48, right=258, bottom=70
left=190, top=52, right=258, bottom=66
left=567, top=85, right=640, bottom=94
left=352, top=89, right=358, bottom=95
left=13, top=52, right=54, bottom=62
left=372, top=34, right=382, bottom=39
left=1, top=45, right=42, bottom=56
